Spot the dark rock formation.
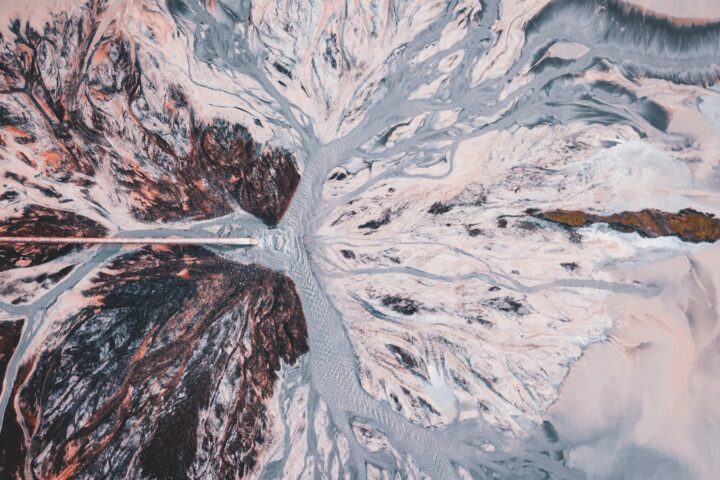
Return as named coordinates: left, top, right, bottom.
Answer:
left=0, top=246, right=308, bottom=479
left=0, top=318, right=23, bottom=388
left=0, top=205, right=107, bottom=272
left=359, top=210, right=392, bottom=230
left=0, top=318, right=24, bottom=480
left=382, top=295, right=420, bottom=315
left=535, top=208, right=720, bottom=243
left=484, top=296, right=528, bottom=316
left=0, top=7, right=299, bottom=226
left=340, top=249, right=356, bottom=259
left=428, top=202, right=453, bottom=215
left=386, top=344, right=419, bottom=370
